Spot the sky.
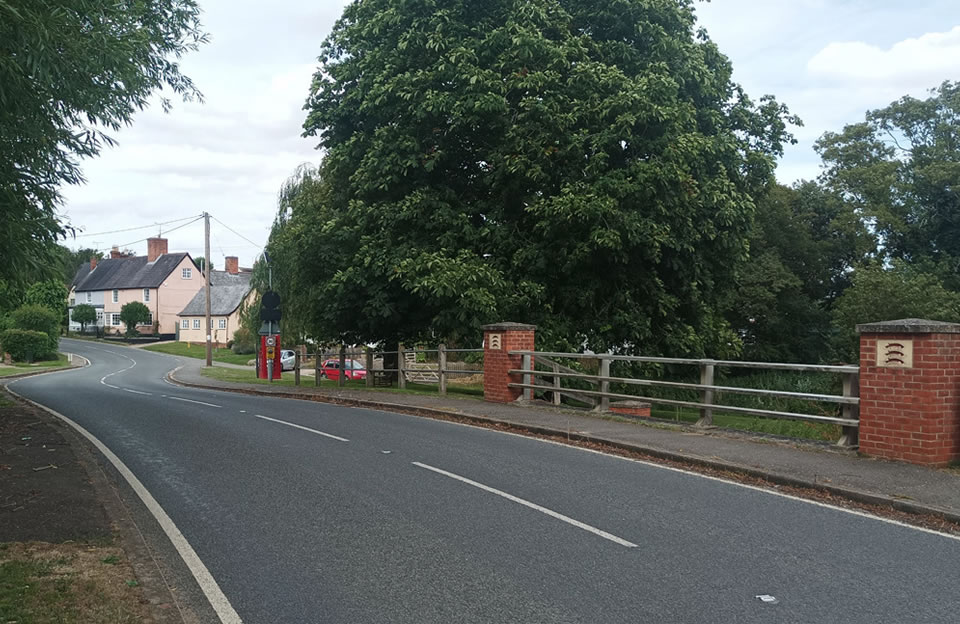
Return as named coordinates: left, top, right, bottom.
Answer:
left=61, top=0, right=960, bottom=268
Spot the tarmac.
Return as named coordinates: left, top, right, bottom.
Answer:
left=171, top=358, right=960, bottom=523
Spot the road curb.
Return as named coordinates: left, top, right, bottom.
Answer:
left=167, top=371, right=960, bottom=526
left=0, top=353, right=90, bottom=383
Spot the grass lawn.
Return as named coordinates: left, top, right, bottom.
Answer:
left=0, top=354, right=72, bottom=377
left=143, top=341, right=254, bottom=366
left=199, top=366, right=484, bottom=399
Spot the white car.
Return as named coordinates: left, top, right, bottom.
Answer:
left=280, top=349, right=297, bottom=371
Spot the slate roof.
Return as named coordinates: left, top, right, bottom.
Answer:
left=72, top=254, right=193, bottom=291
left=178, top=270, right=253, bottom=317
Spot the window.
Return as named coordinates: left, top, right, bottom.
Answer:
left=86, top=292, right=92, bottom=303
left=193, top=319, right=200, bottom=329
left=111, top=313, right=121, bottom=327
left=210, top=319, right=214, bottom=329
left=112, top=289, right=118, bottom=303
left=218, top=319, right=226, bottom=330
left=182, top=268, right=192, bottom=279
left=143, top=288, right=150, bottom=302
left=69, top=297, right=75, bottom=306
left=181, top=319, right=189, bottom=329
left=96, top=311, right=104, bottom=325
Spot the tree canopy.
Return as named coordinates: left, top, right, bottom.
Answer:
left=120, top=302, right=152, bottom=336
left=0, top=0, right=206, bottom=287
left=281, top=0, right=797, bottom=354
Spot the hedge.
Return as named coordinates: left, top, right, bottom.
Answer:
left=11, top=304, right=59, bottom=351
left=0, top=329, right=56, bottom=362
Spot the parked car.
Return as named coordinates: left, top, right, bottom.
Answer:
left=280, top=350, right=297, bottom=371
left=319, top=359, right=367, bottom=381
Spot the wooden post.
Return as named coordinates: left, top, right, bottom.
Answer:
left=438, top=343, right=447, bottom=396
left=697, top=361, right=715, bottom=427
left=839, top=371, right=859, bottom=447
left=339, top=344, right=346, bottom=387
left=366, top=349, right=374, bottom=388
left=598, top=356, right=611, bottom=412
left=552, top=362, right=561, bottom=405
left=398, top=343, right=406, bottom=389
left=294, top=351, right=300, bottom=386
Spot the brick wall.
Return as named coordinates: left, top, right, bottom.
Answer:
left=859, top=331, right=960, bottom=466
left=482, top=323, right=535, bottom=403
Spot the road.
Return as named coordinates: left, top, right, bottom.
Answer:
left=7, top=338, right=960, bottom=623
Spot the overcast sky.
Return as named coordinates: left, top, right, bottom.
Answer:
left=61, top=0, right=960, bottom=268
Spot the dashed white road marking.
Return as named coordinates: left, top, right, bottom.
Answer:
left=412, top=461, right=638, bottom=548
left=122, top=388, right=152, bottom=396
left=168, top=396, right=222, bottom=408
left=254, top=414, right=349, bottom=442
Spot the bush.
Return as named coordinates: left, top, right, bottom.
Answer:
left=11, top=304, right=60, bottom=351
left=231, top=327, right=256, bottom=354
left=1, top=329, right=56, bottom=362
left=119, top=301, right=151, bottom=337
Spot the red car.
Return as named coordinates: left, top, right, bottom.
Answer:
left=319, top=359, right=367, bottom=381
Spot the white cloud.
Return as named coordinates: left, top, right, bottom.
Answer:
left=808, top=26, right=960, bottom=87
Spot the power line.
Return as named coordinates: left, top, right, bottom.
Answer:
left=209, top=214, right=263, bottom=250
left=72, top=215, right=202, bottom=238
left=111, top=215, right=205, bottom=250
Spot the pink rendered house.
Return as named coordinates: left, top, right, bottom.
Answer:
left=68, top=237, right=204, bottom=336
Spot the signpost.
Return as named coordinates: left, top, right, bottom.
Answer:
left=258, top=289, right=282, bottom=380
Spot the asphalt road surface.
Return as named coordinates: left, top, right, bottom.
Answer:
left=8, top=338, right=960, bottom=623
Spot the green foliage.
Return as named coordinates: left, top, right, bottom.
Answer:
left=10, top=304, right=59, bottom=350
left=119, top=302, right=151, bottom=337
left=725, top=183, right=871, bottom=362
left=286, top=0, right=797, bottom=355
left=25, top=280, right=67, bottom=321
left=59, top=247, right=103, bottom=285
left=0, top=1, right=206, bottom=289
left=231, top=327, right=257, bottom=355
left=816, top=81, right=960, bottom=268
left=71, top=304, right=97, bottom=333
left=832, top=264, right=960, bottom=360
left=0, top=329, right=55, bottom=362
left=194, top=256, right=210, bottom=272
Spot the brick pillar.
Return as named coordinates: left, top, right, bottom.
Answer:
left=482, top=322, right=536, bottom=403
left=858, top=318, right=960, bottom=466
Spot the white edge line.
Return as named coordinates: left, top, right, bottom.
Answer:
left=168, top=396, right=222, bottom=408
left=412, top=461, right=637, bottom=548
left=4, top=385, right=243, bottom=624
left=254, top=414, right=349, bottom=442
left=122, top=388, right=152, bottom=396
left=384, top=412, right=960, bottom=543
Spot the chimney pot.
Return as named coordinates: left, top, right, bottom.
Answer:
left=90, top=257, right=98, bottom=270
left=147, top=237, right=168, bottom=262
left=225, top=256, right=239, bottom=275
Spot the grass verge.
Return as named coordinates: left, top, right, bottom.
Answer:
left=144, top=341, right=254, bottom=366
left=0, top=542, right=148, bottom=623
left=0, top=354, right=72, bottom=377
left=199, top=366, right=484, bottom=399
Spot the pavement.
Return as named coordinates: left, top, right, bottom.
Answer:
left=170, top=356, right=960, bottom=523
left=6, top=338, right=960, bottom=623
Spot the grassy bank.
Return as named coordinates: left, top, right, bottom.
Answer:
left=200, top=366, right=484, bottom=399
left=143, top=341, right=254, bottom=366
left=0, top=353, right=72, bottom=377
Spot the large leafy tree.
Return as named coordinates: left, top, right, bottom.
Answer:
left=816, top=81, right=960, bottom=273
left=290, top=0, right=797, bottom=355
left=0, top=1, right=206, bottom=288
left=725, top=182, right=871, bottom=362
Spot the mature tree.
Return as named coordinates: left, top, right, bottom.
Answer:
left=120, top=302, right=151, bottom=337
left=725, top=182, right=871, bottom=362
left=25, top=280, right=68, bottom=320
left=832, top=263, right=960, bottom=361
left=0, top=1, right=206, bottom=288
left=816, top=81, right=960, bottom=273
left=71, top=304, right=97, bottom=335
left=59, top=246, right=103, bottom=285
left=194, top=256, right=211, bottom=273
left=290, top=0, right=797, bottom=355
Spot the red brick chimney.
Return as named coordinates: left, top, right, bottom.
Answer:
left=90, top=256, right=98, bottom=270
left=147, top=237, right=168, bottom=262
left=225, top=256, right=239, bottom=275
left=110, top=246, right=122, bottom=259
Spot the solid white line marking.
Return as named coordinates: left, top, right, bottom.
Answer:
left=122, top=388, right=152, bottom=396
left=254, top=415, right=349, bottom=442
left=168, top=396, right=222, bottom=408
left=412, top=461, right=638, bottom=548
left=4, top=385, right=243, bottom=624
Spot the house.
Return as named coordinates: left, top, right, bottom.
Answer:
left=176, top=256, right=254, bottom=346
left=68, top=237, right=202, bottom=336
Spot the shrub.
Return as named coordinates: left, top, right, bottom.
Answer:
left=11, top=304, right=60, bottom=351
left=0, top=329, right=55, bottom=362
left=231, top=327, right=256, bottom=354
left=119, top=301, right=151, bottom=337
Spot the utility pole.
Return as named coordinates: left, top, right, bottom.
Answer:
left=204, top=211, right=212, bottom=367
